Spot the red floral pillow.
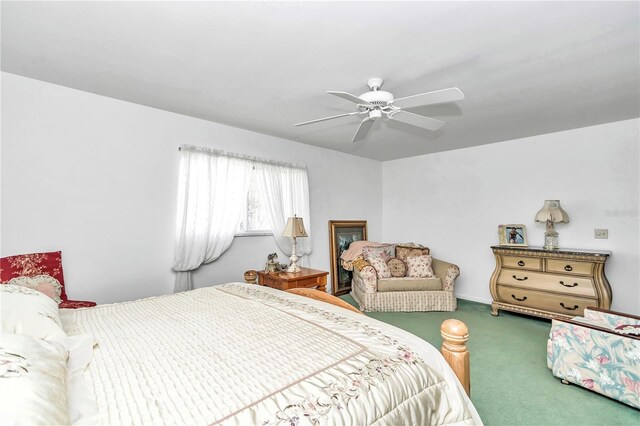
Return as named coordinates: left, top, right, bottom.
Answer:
left=0, top=251, right=68, bottom=301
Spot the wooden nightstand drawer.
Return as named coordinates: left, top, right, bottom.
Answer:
left=296, top=276, right=324, bottom=288
left=497, top=285, right=597, bottom=316
left=547, top=259, right=593, bottom=276
left=498, top=269, right=596, bottom=298
left=502, top=256, right=541, bottom=271
left=260, top=275, right=280, bottom=288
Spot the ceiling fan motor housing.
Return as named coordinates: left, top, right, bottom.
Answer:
left=359, top=90, right=394, bottom=106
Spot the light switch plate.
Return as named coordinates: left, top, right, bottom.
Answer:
left=594, top=229, right=608, bottom=239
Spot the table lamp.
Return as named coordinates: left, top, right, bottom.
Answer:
left=535, top=200, right=569, bottom=250
left=282, top=215, right=308, bottom=273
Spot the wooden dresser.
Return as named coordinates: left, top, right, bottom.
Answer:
left=490, top=246, right=611, bottom=320
left=258, top=267, right=328, bottom=292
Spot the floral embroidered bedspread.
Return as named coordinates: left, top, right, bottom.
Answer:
left=61, top=283, right=481, bottom=425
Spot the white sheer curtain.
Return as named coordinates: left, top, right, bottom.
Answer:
left=255, top=163, right=312, bottom=264
left=172, top=145, right=253, bottom=292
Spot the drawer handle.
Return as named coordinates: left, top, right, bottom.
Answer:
left=517, top=260, right=525, bottom=267
left=564, top=265, right=573, bottom=272
left=560, top=303, right=579, bottom=311
left=559, top=280, right=578, bottom=288
left=511, top=294, right=528, bottom=302
left=512, top=275, right=528, bottom=281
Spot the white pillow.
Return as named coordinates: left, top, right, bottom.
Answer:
left=0, top=332, right=71, bottom=425
left=1, top=284, right=66, bottom=340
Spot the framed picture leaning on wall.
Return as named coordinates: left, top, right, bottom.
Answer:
left=328, top=220, right=368, bottom=296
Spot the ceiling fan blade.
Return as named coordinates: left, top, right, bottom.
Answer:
left=392, top=87, right=464, bottom=109
left=294, top=111, right=361, bottom=126
left=352, top=118, right=374, bottom=142
left=388, top=110, right=444, bottom=131
left=327, top=91, right=373, bottom=106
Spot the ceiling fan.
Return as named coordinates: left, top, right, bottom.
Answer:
left=294, top=78, right=464, bottom=142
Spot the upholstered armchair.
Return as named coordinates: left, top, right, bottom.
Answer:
left=345, top=243, right=460, bottom=312
left=547, top=307, right=640, bottom=409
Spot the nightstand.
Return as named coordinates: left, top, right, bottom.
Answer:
left=257, top=267, right=328, bottom=292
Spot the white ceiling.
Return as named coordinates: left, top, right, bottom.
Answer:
left=2, top=1, right=639, bottom=161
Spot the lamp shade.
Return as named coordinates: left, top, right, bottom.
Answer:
left=535, top=200, right=569, bottom=223
left=282, top=216, right=308, bottom=238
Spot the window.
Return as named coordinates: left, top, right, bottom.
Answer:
left=174, top=145, right=310, bottom=293
left=236, top=172, right=272, bottom=235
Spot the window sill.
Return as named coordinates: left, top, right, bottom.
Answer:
left=235, top=231, right=273, bottom=237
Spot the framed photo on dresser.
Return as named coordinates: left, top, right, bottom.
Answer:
left=328, top=220, right=367, bottom=296
left=498, top=224, right=528, bottom=246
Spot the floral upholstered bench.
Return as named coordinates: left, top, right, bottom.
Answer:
left=547, top=307, right=640, bottom=409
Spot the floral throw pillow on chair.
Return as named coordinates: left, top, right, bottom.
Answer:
left=386, top=258, right=407, bottom=277
left=368, top=255, right=391, bottom=278
left=406, top=255, right=435, bottom=278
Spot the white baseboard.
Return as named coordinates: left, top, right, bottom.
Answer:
left=456, top=293, right=492, bottom=305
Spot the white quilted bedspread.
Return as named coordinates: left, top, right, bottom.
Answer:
left=61, top=283, right=481, bottom=425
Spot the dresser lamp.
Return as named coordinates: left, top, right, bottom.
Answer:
left=535, top=200, right=569, bottom=250
left=282, top=216, right=308, bottom=273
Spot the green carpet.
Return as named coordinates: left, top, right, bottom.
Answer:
left=340, top=296, right=639, bottom=425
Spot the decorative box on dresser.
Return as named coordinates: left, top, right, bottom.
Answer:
left=490, top=246, right=611, bottom=320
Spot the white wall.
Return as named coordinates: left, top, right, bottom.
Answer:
left=383, top=119, right=640, bottom=314
left=1, top=73, right=382, bottom=303
left=3, top=72, right=638, bottom=313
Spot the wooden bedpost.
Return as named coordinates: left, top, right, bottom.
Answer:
left=440, top=319, right=470, bottom=396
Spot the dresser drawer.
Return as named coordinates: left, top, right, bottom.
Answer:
left=498, top=269, right=596, bottom=298
left=496, top=285, right=597, bottom=316
left=502, top=256, right=542, bottom=271
left=547, top=259, right=593, bottom=276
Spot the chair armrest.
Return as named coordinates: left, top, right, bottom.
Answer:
left=432, top=258, right=460, bottom=291
left=59, top=300, right=97, bottom=309
left=353, top=266, right=378, bottom=293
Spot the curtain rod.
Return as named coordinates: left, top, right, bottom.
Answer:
left=177, top=145, right=306, bottom=170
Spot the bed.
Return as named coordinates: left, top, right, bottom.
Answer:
left=1, top=282, right=482, bottom=425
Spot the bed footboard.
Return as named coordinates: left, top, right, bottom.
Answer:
left=285, top=288, right=363, bottom=314
left=441, top=319, right=470, bottom=396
